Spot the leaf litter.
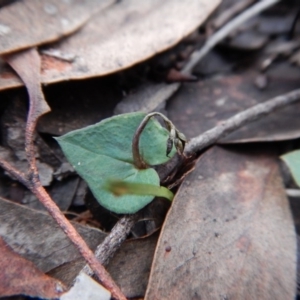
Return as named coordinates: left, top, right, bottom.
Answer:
left=0, top=0, right=221, bottom=90
left=0, top=235, right=65, bottom=298
left=167, top=66, right=300, bottom=142
left=0, top=0, right=300, bottom=299
left=0, top=197, right=157, bottom=298
left=0, top=0, right=114, bottom=54
left=146, top=146, right=297, bottom=299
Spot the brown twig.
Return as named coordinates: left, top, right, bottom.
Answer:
left=0, top=159, right=27, bottom=186
left=211, top=0, right=256, bottom=30
left=82, top=213, right=139, bottom=275
left=182, top=0, right=280, bottom=73
left=185, top=88, right=300, bottom=155
left=3, top=49, right=126, bottom=300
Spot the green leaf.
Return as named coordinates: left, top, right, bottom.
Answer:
left=55, top=112, right=175, bottom=214
left=281, top=150, right=300, bottom=187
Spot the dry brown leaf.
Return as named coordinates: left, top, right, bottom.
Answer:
left=0, top=0, right=114, bottom=55
left=146, top=146, right=297, bottom=300
left=0, top=197, right=157, bottom=298
left=0, top=236, right=65, bottom=298
left=0, top=0, right=221, bottom=90
left=290, top=49, right=300, bottom=66
left=0, top=197, right=107, bottom=272
left=4, top=48, right=50, bottom=117
left=168, top=66, right=300, bottom=142
left=38, top=77, right=122, bottom=135
left=114, top=82, right=180, bottom=114
left=49, top=233, right=158, bottom=298
left=107, top=233, right=158, bottom=297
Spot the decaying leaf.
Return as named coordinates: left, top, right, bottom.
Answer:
left=4, top=48, right=50, bottom=118
left=0, top=0, right=114, bottom=54
left=0, top=236, right=65, bottom=298
left=38, top=77, right=122, bottom=135
left=40, top=0, right=220, bottom=83
left=49, top=233, right=159, bottom=298
left=107, top=233, right=158, bottom=297
left=0, top=197, right=157, bottom=298
left=0, top=0, right=221, bottom=90
left=114, top=82, right=180, bottom=115
left=0, top=197, right=107, bottom=272
left=168, top=66, right=300, bottom=142
left=146, top=146, right=297, bottom=299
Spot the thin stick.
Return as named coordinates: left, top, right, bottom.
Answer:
left=182, top=0, right=280, bottom=73
left=186, top=88, right=300, bottom=155
left=211, top=0, right=256, bottom=30
left=82, top=213, right=139, bottom=275
left=0, top=160, right=28, bottom=187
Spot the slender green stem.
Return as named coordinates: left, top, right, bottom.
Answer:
left=104, top=179, right=174, bottom=201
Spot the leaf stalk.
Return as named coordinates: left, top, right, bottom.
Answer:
left=132, top=112, right=186, bottom=169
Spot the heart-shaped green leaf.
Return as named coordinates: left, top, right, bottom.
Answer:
left=55, top=112, right=175, bottom=214
left=281, top=149, right=300, bottom=187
